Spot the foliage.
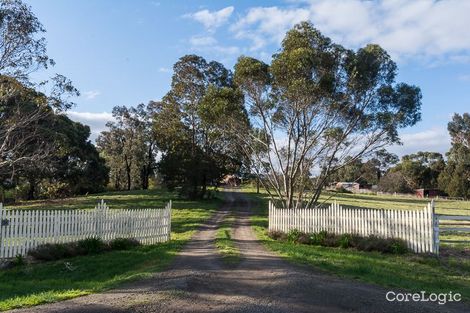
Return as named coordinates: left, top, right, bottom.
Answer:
left=28, top=238, right=105, bottom=261
left=378, top=171, right=413, bottom=193
left=271, top=230, right=408, bottom=254
left=227, top=21, right=422, bottom=208
left=438, top=113, right=470, bottom=198
left=0, top=76, right=103, bottom=201
left=329, top=150, right=398, bottom=186
left=0, top=1, right=104, bottom=202
left=27, top=238, right=141, bottom=262
left=153, top=55, right=248, bottom=199
left=97, top=103, right=157, bottom=191
left=77, top=237, right=106, bottom=254
left=0, top=0, right=53, bottom=80
left=108, top=238, right=141, bottom=250
left=12, top=254, right=25, bottom=266
left=388, top=151, right=445, bottom=190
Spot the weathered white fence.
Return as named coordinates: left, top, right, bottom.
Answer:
left=0, top=200, right=172, bottom=259
left=437, top=214, right=470, bottom=252
left=268, top=201, right=438, bottom=254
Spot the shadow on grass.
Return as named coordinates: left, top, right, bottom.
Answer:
left=0, top=240, right=187, bottom=307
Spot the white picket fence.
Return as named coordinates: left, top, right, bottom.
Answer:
left=0, top=200, right=172, bottom=259
left=268, top=201, right=438, bottom=254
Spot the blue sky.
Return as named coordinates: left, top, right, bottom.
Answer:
left=25, top=0, right=470, bottom=156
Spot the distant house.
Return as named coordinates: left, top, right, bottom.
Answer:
left=221, top=174, right=241, bottom=187
left=415, top=188, right=441, bottom=198
left=335, top=182, right=360, bottom=192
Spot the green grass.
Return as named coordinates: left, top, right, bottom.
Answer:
left=0, top=189, right=219, bottom=311
left=215, top=214, right=240, bottom=264
left=243, top=187, right=470, bottom=301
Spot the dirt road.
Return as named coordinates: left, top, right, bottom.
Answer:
left=10, top=190, right=469, bottom=312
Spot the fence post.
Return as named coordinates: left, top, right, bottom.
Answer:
left=0, top=203, right=3, bottom=258
left=168, top=200, right=172, bottom=241
left=268, top=200, right=271, bottom=231
left=95, top=199, right=106, bottom=239
left=431, top=200, right=439, bottom=256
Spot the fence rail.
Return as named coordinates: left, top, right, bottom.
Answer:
left=0, top=200, right=171, bottom=259
left=268, top=201, right=438, bottom=254
left=437, top=214, right=470, bottom=245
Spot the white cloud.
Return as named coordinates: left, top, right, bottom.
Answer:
left=83, top=90, right=101, bottom=100
left=158, top=67, right=171, bottom=73
left=388, top=127, right=450, bottom=157
left=67, top=111, right=115, bottom=141
left=189, top=35, right=217, bottom=46
left=458, top=74, right=470, bottom=82
left=231, top=0, right=470, bottom=62
left=231, top=6, right=310, bottom=51
left=188, top=35, right=240, bottom=58
left=186, top=6, right=234, bottom=32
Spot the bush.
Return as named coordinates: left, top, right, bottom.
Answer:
left=77, top=237, right=106, bottom=254
left=12, top=254, right=25, bottom=266
left=109, top=238, right=141, bottom=250
left=339, top=234, right=353, bottom=249
left=309, top=230, right=328, bottom=245
left=268, top=230, right=286, bottom=241
left=287, top=229, right=303, bottom=243
left=270, top=230, right=409, bottom=254
left=28, top=243, right=71, bottom=261
left=322, top=233, right=341, bottom=247
left=28, top=237, right=142, bottom=262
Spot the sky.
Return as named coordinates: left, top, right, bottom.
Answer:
left=24, top=0, right=470, bottom=157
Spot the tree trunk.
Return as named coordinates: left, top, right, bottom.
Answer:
left=201, top=174, right=207, bottom=199
left=256, top=177, right=260, bottom=194
left=27, top=178, right=36, bottom=200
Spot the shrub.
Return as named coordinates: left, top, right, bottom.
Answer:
left=28, top=243, right=70, bottom=261
left=353, top=235, right=408, bottom=254
left=268, top=230, right=286, bottom=241
left=287, top=229, right=303, bottom=243
left=322, top=233, right=341, bottom=247
left=339, top=234, right=353, bottom=249
left=77, top=237, right=106, bottom=254
left=109, top=238, right=141, bottom=250
left=309, top=230, right=328, bottom=245
left=28, top=237, right=143, bottom=262
left=12, top=254, right=25, bottom=266
left=388, top=239, right=409, bottom=254
left=296, top=232, right=311, bottom=244
left=269, top=230, right=409, bottom=254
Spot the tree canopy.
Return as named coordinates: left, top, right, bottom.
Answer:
left=225, top=22, right=422, bottom=208
left=438, top=113, right=470, bottom=198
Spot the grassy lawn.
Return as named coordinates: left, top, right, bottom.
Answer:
left=215, top=214, right=240, bottom=264
left=243, top=187, right=470, bottom=301
left=0, top=189, right=220, bottom=311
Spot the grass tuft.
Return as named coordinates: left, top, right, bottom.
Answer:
left=215, top=214, right=240, bottom=264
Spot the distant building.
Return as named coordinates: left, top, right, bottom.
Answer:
left=221, top=174, right=241, bottom=187
left=415, top=188, right=441, bottom=198
left=335, top=182, right=360, bottom=192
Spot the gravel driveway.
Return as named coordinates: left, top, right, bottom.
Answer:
left=10, top=190, right=469, bottom=313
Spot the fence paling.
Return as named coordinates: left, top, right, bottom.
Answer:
left=0, top=200, right=172, bottom=259
left=268, top=200, right=438, bottom=254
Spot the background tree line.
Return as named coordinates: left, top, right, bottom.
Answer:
left=329, top=113, right=470, bottom=198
